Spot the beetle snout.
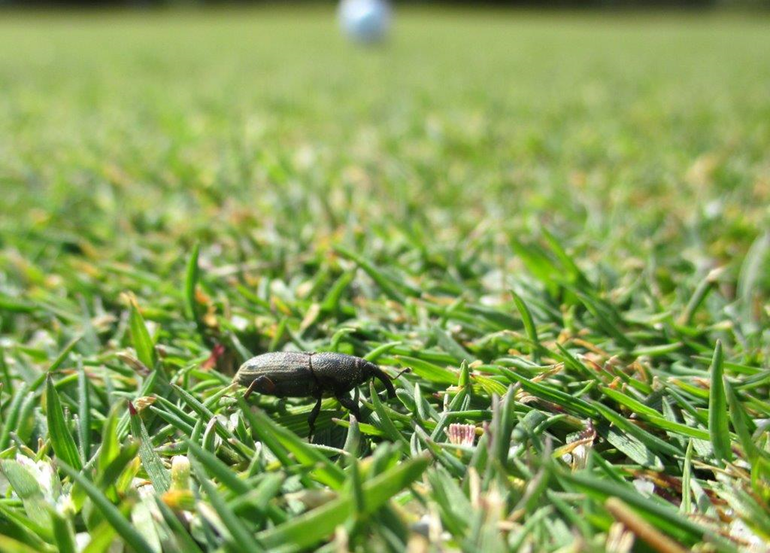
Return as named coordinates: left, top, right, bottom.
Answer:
left=365, top=361, right=397, bottom=399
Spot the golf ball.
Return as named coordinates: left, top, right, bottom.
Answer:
left=338, top=0, right=391, bottom=44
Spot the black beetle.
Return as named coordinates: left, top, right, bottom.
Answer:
left=234, top=352, right=407, bottom=437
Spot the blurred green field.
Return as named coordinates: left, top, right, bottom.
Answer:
left=1, top=7, right=769, bottom=553
left=2, top=9, right=769, bottom=254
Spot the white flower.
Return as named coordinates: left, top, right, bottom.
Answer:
left=446, top=423, right=476, bottom=446
left=16, top=455, right=61, bottom=503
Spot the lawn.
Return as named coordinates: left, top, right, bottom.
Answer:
left=1, top=6, right=769, bottom=552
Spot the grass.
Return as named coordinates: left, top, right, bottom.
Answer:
left=1, top=6, right=769, bottom=552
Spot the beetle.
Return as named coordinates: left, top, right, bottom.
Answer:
left=234, top=351, right=407, bottom=438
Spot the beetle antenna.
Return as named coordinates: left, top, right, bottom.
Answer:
left=388, top=367, right=411, bottom=380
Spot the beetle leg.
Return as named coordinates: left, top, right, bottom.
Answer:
left=307, top=394, right=323, bottom=441
left=244, top=375, right=276, bottom=400
left=336, top=394, right=362, bottom=421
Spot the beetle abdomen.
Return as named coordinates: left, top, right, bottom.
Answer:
left=311, top=352, right=367, bottom=394
left=235, top=352, right=318, bottom=398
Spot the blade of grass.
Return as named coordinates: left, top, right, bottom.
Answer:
left=502, top=368, right=595, bottom=418
left=369, top=382, right=410, bottom=451
left=736, top=231, right=769, bottom=330
left=601, top=387, right=710, bottom=440
left=78, top=360, right=91, bottom=464
left=45, top=376, right=82, bottom=470
left=680, top=440, right=694, bottom=514
left=49, top=508, right=77, bottom=553
left=724, top=381, right=761, bottom=464
left=129, top=298, right=156, bottom=370
left=510, top=289, right=541, bottom=363
left=97, top=405, right=121, bottom=473
left=432, top=325, right=475, bottom=363
left=238, top=405, right=345, bottom=489
left=591, top=402, right=681, bottom=458
left=708, top=341, right=732, bottom=464
left=185, top=439, right=249, bottom=494
left=678, top=268, right=723, bottom=326
left=605, top=498, right=688, bottom=553
left=97, top=440, right=140, bottom=492
left=185, top=242, right=200, bottom=321
left=190, top=456, right=264, bottom=553
left=396, top=356, right=457, bottom=385
left=57, top=460, right=153, bottom=553
left=0, top=535, right=50, bottom=553
left=0, top=460, right=51, bottom=530
left=0, top=383, right=29, bottom=450
left=128, top=401, right=170, bottom=493
left=557, top=470, right=716, bottom=546
left=257, top=452, right=430, bottom=552
left=154, top=496, right=205, bottom=553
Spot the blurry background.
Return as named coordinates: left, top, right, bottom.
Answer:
left=1, top=2, right=768, bottom=328
left=4, top=0, right=770, bottom=8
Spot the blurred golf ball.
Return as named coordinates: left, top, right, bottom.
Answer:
left=338, top=0, right=391, bottom=44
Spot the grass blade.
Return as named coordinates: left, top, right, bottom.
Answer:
left=29, top=335, right=82, bottom=392
left=45, top=376, right=82, bottom=471
left=0, top=383, right=29, bottom=450
left=154, top=497, right=205, bottom=553
left=129, top=298, right=156, bottom=370
left=502, top=368, right=595, bottom=418
left=78, top=360, right=91, bottom=464
left=558, top=469, right=713, bottom=545
left=185, top=439, right=249, bottom=494
left=0, top=460, right=51, bottom=531
left=0, top=535, right=49, bottom=553
left=98, top=405, right=121, bottom=473
left=128, top=401, right=171, bottom=493
left=592, top=401, right=681, bottom=458
left=190, top=456, right=264, bottom=553
left=50, top=508, right=77, bottom=553
left=708, top=341, right=733, bottom=464
left=510, top=289, right=541, bottom=363
left=185, top=242, right=200, bottom=321
left=238, top=403, right=345, bottom=489
left=724, top=381, right=761, bottom=464
left=57, top=460, right=153, bottom=553
left=257, top=453, right=430, bottom=551
left=605, top=498, right=688, bottom=553
left=396, top=356, right=457, bottom=385
left=369, top=382, right=410, bottom=450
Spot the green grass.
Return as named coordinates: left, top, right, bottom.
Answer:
left=1, top=6, right=770, bottom=552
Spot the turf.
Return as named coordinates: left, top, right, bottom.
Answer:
left=1, top=7, right=769, bottom=552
